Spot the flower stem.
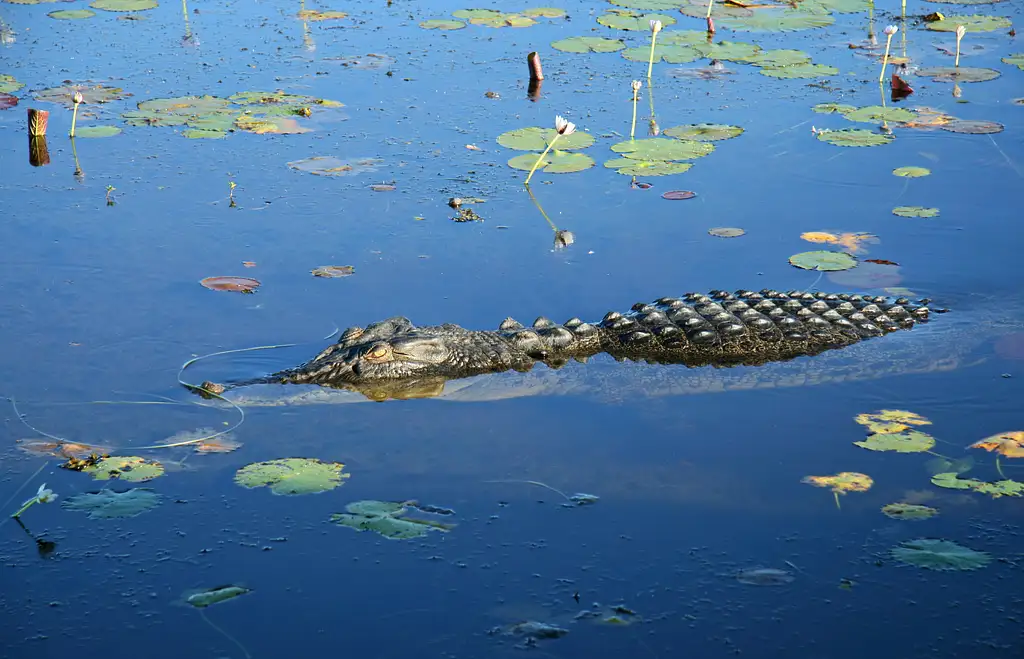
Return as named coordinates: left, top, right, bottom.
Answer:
left=706, top=0, right=714, bottom=19
left=955, top=39, right=962, bottom=68
left=879, top=34, right=893, bottom=84
left=70, top=103, right=79, bottom=138
left=524, top=134, right=561, bottom=185
left=996, top=456, right=1006, bottom=480
left=630, top=90, right=639, bottom=139
left=833, top=491, right=841, bottom=511
left=11, top=499, right=35, bottom=519
left=646, top=31, right=659, bottom=79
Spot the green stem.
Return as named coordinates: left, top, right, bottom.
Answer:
left=996, top=456, right=1006, bottom=480
left=524, top=183, right=558, bottom=233
left=630, top=91, right=639, bottom=139
left=70, top=103, right=79, bottom=138
left=706, top=0, right=714, bottom=19
left=833, top=491, right=841, bottom=511
left=646, top=32, right=658, bottom=79
left=879, top=34, right=893, bottom=83
left=11, top=499, right=35, bottom=519
left=524, top=134, right=560, bottom=186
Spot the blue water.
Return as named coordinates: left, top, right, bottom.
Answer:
left=1, top=0, right=1022, bottom=656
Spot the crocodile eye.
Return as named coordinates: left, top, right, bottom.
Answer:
left=366, top=343, right=390, bottom=360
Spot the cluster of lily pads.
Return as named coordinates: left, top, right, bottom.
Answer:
left=420, top=7, right=564, bottom=31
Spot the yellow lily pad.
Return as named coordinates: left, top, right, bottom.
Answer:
left=854, top=409, right=932, bottom=434
left=881, top=503, right=938, bottom=520
left=83, top=456, right=164, bottom=482
left=802, top=472, right=873, bottom=494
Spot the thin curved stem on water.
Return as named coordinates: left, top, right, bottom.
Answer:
left=996, top=456, right=1006, bottom=480
left=524, top=134, right=561, bottom=185
left=484, top=479, right=571, bottom=502
left=524, top=183, right=558, bottom=233
left=833, top=491, right=841, bottom=510
left=199, top=609, right=251, bottom=659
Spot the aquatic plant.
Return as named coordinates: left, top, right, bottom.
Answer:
left=10, top=483, right=58, bottom=518
left=646, top=19, right=662, bottom=78
left=630, top=80, right=642, bottom=139
left=954, top=25, right=966, bottom=67
left=879, top=24, right=897, bottom=83
left=524, top=115, right=576, bottom=185
left=69, top=90, right=83, bottom=137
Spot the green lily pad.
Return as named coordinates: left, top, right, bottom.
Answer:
left=931, top=472, right=1024, bottom=498
left=90, top=0, right=158, bottom=11
left=62, top=488, right=161, bottom=519
left=450, top=9, right=536, bottom=28
left=296, top=9, right=348, bottom=21
left=182, top=129, right=228, bottom=139
left=926, top=15, right=1013, bottom=32
left=693, top=40, right=761, bottom=61
left=709, top=227, right=745, bottom=237
left=75, top=125, right=122, bottom=138
left=893, top=206, right=940, bottom=218
left=330, top=500, right=455, bottom=540
left=679, top=0, right=753, bottom=19
left=36, top=84, right=131, bottom=107
left=802, top=0, right=870, bottom=13
left=891, top=538, right=992, bottom=571
left=740, top=49, right=812, bottom=68
left=186, top=586, right=251, bottom=608
left=287, top=156, right=383, bottom=176
left=854, top=430, right=936, bottom=453
left=0, top=75, right=24, bottom=94
left=659, top=30, right=709, bottom=45
left=186, top=109, right=239, bottom=132
left=917, top=66, right=1001, bottom=83
left=893, top=166, right=931, bottom=178
left=788, top=250, right=857, bottom=271
left=497, top=126, right=594, bottom=151
left=1003, top=53, right=1024, bottom=70
left=611, top=138, right=714, bottom=160
left=49, top=8, right=96, bottom=18
left=663, top=124, right=743, bottom=141
left=138, top=95, right=230, bottom=114
left=235, top=114, right=310, bottom=135
left=881, top=503, right=938, bottom=520
left=552, top=36, right=625, bottom=53
left=760, top=63, right=839, bottom=79
left=520, top=7, right=565, bottom=18
left=721, top=9, right=834, bottom=32
left=925, top=455, right=974, bottom=477
left=597, top=9, right=676, bottom=31
left=940, top=119, right=1003, bottom=134
left=122, top=111, right=189, bottom=127
left=82, top=456, right=164, bottom=482
left=228, top=90, right=342, bottom=108
left=604, top=158, right=693, bottom=176
left=816, top=128, right=895, bottom=147
left=609, top=0, right=683, bottom=10
left=621, top=44, right=700, bottom=64
left=507, top=151, right=595, bottom=174
left=234, top=457, right=349, bottom=495
left=812, top=102, right=857, bottom=114
left=419, top=19, right=466, bottom=29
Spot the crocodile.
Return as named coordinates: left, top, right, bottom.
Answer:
left=202, top=289, right=954, bottom=400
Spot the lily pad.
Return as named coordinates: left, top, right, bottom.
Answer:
left=926, top=15, right=1012, bottom=32
left=36, top=84, right=131, bottom=108
left=662, top=190, right=696, bottom=200
left=663, top=124, right=743, bottom=141
left=82, top=456, right=164, bottom=482
left=551, top=36, right=625, bottom=53
left=451, top=9, right=535, bottom=28
left=520, top=7, right=565, bottom=18
left=760, top=63, right=839, bottom=79
left=693, top=40, right=761, bottom=61
left=940, top=119, right=1003, bottom=134
left=855, top=409, right=932, bottom=434
left=296, top=9, right=347, bottom=21
left=75, top=125, right=122, bottom=138
left=497, top=126, right=593, bottom=151
left=507, top=151, right=595, bottom=174
left=812, top=102, right=857, bottom=114
left=736, top=568, right=794, bottom=585
left=49, top=8, right=96, bottom=18
left=917, top=66, right=1000, bottom=83
left=609, top=0, right=683, bottom=9
left=679, top=0, right=753, bottom=19
left=90, top=0, right=158, bottom=11
left=709, top=227, right=745, bottom=237
left=419, top=19, right=466, bottom=29
left=854, top=430, right=936, bottom=453
left=200, top=276, right=260, bottom=292
left=186, top=586, right=251, bottom=608
left=892, top=206, right=940, bottom=218
left=721, top=9, right=834, bottom=32
left=312, top=265, right=356, bottom=278
left=881, top=503, right=938, bottom=520
left=741, top=49, right=812, bottom=68
left=893, top=166, right=930, bottom=178
left=1003, top=54, right=1024, bottom=70
left=235, top=114, right=310, bottom=135
left=788, top=250, right=857, bottom=271
left=931, top=472, right=1024, bottom=497
left=138, top=95, right=229, bottom=114
left=659, top=30, right=709, bottom=45
left=330, top=500, right=455, bottom=540
left=817, top=129, right=894, bottom=147
left=891, top=538, right=992, bottom=570
left=802, top=471, right=873, bottom=494
left=970, top=431, right=1024, bottom=457
left=0, top=75, right=24, bottom=94
left=611, top=138, right=714, bottom=160
left=0, top=93, right=18, bottom=110
left=62, top=488, right=161, bottom=519
left=596, top=10, right=676, bottom=31
left=622, top=44, right=701, bottom=64
left=287, top=156, right=383, bottom=176
left=229, top=90, right=342, bottom=108
left=605, top=159, right=693, bottom=176
left=842, top=106, right=915, bottom=124
left=234, top=457, right=349, bottom=495
left=925, top=455, right=974, bottom=476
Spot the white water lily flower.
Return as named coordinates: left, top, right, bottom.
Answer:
left=955, top=25, right=966, bottom=40
left=554, top=115, right=575, bottom=136
left=650, top=19, right=662, bottom=34
left=72, top=91, right=84, bottom=105
left=23, top=483, right=58, bottom=506
left=883, top=25, right=898, bottom=36
left=631, top=79, right=643, bottom=93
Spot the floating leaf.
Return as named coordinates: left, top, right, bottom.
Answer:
left=604, top=158, right=693, bottom=176
left=924, top=455, right=974, bottom=477
left=931, top=472, right=1024, bottom=498
left=659, top=30, right=709, bottom=45
left=709, top=227, right=745, bottom=237
left=419, top=18, right=466, bottom=29
left=497, top=126, right=594, bottom=151
left=229, top=90, right=342, bottom=108
left=1003, top=54, right=1024, bottom=70
left=892, top=206, right=940, bottom=218
left=551, top=36, right=625, bottom=53
left=186, top=586, right=251, bottom=608
left=621, top=44, right=700, bottom=64
left=799, top=231, right=876, bottom=253
left=194, top=437, right=242, bottom=454
left=721, top=10, right=834, bottom=32
left=90, top=0, right=158, bottom=11
left=609, top=0, right=682, bottom=9
left=742, top=49, right=812, bottom=68
left=200, top=276, right=260, bottom=292
left=596, top=9, right=676, bottom=31
left=817, top=128, right=894, bottom=147
left=788, top=250, right=857, bottom=271
left=663, top=124, right=743, bottom=141
left=842, top=105, right=915, bottom=124
left=693, top=40, right=761, bottom=61
left=82, top=456, right=164, bottom=482
left=0, top=74, right=24, bottom=94
left=75, top=125, right=122, bottom=138
left=36, top=84, right=130, bottom=107
left=940, top=119, right=1003, bottom=134
left=926, top=15, right=1012, bottom=32
left=812, top=102, right=857, bottom=114
left=0, top=93, right=18, bottom=110
left=854, top=430, right=936, bottom=453
left=507, top=151, right=595, bottom=174
left=679, top=0, right=752, bottom=18
left=520, top=7, right=566, bottom=18
left=760, top=63, right=838, bottom=79
left=736, top=568, right=794, bottom=585
left=234, top=457, right=349, bottom=495
left=287, top=156, right=383, bottom=176
left=802, top=472, right=873, bottom=494
left=917, top=66, right=1000, bottom=83
left=330, top=500, right=454, bottom=540
left=891, top=539, right=992, bottom=571
left=235, top=115, right=310, bottom=135
left=662, top=190, right=697, bottom=200
left=611, top=138, right=714, bottom=160
left=62, top=488, right=161, bottom=519
left=881, top=503, right=938, bottom=520
left=49, top=8, right=96, bottom=18
left=893, top=166, right=930, bottom=178
left=296, top=9, right=348, bottom=21
left=968, top=431, right=1024, bottom=458
left=311, top=265, right=356, bottom=278
left=855, top=410, right=932, bottom=434
left=803, top=0, right=870, bottom=13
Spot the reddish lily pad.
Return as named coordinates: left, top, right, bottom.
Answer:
left=940, top=119, right=1003, bottom=134
left=200, top=276, right=261, bottom=293
left=662, top=190, right=696, bottom=200
left=0, top=93, right=17, bottom=110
